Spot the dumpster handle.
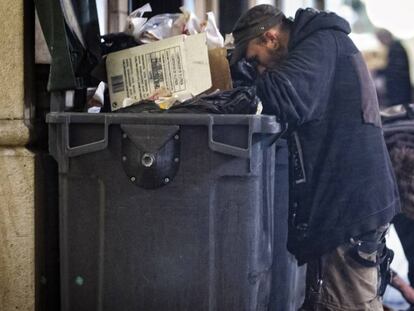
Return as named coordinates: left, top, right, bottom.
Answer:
left=63, top=117, right=109, bottom=157
left=207, top=116, right=282, bottom=159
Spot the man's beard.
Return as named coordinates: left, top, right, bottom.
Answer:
left=267, top=45, right=288, bottom=70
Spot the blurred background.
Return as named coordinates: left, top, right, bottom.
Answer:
left=92, top=0, right=414, bottom=70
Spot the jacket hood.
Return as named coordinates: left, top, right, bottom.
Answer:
left=289, top=8, right=351, bottom=49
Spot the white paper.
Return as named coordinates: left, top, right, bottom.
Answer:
left=129, top=3, right=152, bottom=18
left=124, top=3, right=152, bottom=39
left=88, top=106, right=101, bottom=113
left=179, top=7, right=201, bottom=35
left=204, top=12, right=224, bottom=49
left=92, top=81, right=107, bottom=104
left=125, top=17, right=148, bottom=38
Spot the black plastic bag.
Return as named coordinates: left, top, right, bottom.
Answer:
left=230, top=58, right=258, bottom=88
left=168, top=87, right=258, bottom=114
left=114, top=100, right=163, bottom=113
left=100, top=33, right=140, bottom=55
left=114, top=87, right=258, bottom=115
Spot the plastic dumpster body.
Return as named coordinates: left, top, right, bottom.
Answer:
left=270, top=140, right=306, bottom=310
left=47, top=112, right=284, bottom=311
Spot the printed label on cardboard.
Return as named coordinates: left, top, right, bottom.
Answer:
left=106, top=33, right=211, bottom=110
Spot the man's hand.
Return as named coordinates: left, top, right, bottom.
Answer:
left=390, top=271, right=414, bottom=305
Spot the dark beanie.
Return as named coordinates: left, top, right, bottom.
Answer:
left=230, top=5, right=285, bottom=65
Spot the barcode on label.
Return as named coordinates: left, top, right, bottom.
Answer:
left=150, top=56, right=164, bottom=89
left=111, top=75, right=124, bottom=93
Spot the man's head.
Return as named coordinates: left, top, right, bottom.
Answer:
left=231, top=4, right=291, bottom=72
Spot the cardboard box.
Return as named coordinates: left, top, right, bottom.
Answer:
left=207, top=48, right=233, bottom=93
left=106, top=33, right=212, bottom=110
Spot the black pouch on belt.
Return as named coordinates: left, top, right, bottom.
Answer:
left=348, top=226, right=394, bottom=296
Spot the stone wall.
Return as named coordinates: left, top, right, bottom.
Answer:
left=0, top=1, right=35, bottom=310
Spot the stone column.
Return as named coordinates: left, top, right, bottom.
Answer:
left=0, top=1, right=35, bottom=310
left=108, top=0, right=128, bottom=33
left=315, top=0, right=325, bottom=10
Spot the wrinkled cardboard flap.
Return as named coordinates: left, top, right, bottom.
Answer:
left=207, top=48, right=233, bottom=93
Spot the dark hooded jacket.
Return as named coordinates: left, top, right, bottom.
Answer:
left=255, top=8, right=400, bottom=264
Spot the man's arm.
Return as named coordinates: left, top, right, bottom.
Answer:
left=390, top=270, right=414, bottom=305
left=255, top=30, right=337, bottom=127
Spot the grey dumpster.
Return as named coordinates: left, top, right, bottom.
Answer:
left=47, top=112, right=287, bottom=311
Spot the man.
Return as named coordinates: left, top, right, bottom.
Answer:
left=375, top=28, right=412, bottom=107
left=231, top=5, right=400, bottom=310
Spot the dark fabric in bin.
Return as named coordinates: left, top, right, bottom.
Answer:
left=114, top=100, right=162, bottom=113
left=230, top=59, right=258, bottom=88
left=114, top=87, right=258, bottom=114
left=169, top=87, right=258, bottom=114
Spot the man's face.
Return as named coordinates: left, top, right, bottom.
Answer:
left=245, top=29, right=288, bottom=73
left=246, top=39, right=275, bottom=73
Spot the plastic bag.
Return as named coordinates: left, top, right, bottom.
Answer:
left=87, top=81, right=107, bottom=113
left=168, top=87, right=258, bottom=114
left=137, top=7, right=199, bottom=43
left=203, top=12, right=224, bottom=49
left=183, top=9, right=224, bottom=48
left=136, top=8, right=224, bottom=48
left=230, top=58, right=258, bottom=88
left=181, top=7, right=201, bottom=34
left=100, top=33, right=139, bottom=55
left=138, top=14, right=183, bottom=43
left=114, top=100, right=162, bottom=113
left=124, top=3, right=152, bottom=38
left=113, top=88, right=258, bottom=115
